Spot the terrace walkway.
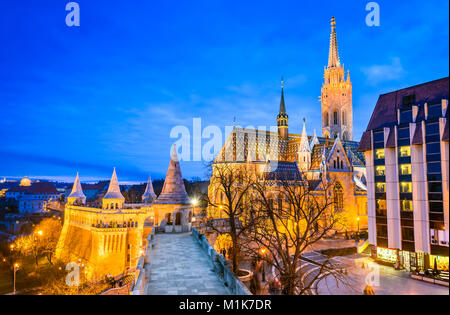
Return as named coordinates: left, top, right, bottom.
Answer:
left=145, top=232, right=230, bottom=295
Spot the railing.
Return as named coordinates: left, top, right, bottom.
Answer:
left=131, top=229, right=156, bottom=295
left=192, top=228, right=252, bottom=295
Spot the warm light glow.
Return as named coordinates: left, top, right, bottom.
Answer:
left=375, top=149, right=385, bottom=160
left=37, top=230, right=43, bottom=236
left=191, top=198, right=199, bottom=206
left=399, top=146, right=411, bottom=157
left=14, top=263, right=19, bottom=268
left=356, top=217, right=360, bottom=221
left=260, top=248, right=267, bottom=255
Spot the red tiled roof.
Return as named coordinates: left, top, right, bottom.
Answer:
left=8, top=182, right=59, bottom=195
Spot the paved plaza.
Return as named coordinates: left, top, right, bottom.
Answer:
left=145, top=232, right=230, bottom=295
left=317, top=255, right=449, bottom=295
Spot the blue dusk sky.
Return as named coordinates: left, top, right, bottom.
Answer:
left=0, top=0, right=448, bottom=182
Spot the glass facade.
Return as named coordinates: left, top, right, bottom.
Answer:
left=373, top=130, right=388, bottom=246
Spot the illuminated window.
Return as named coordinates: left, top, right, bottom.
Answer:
left=377, top=247, right=398, bottom=264
left=399, top=146, right=411, bottom=157
left=401, top=200, right=413, bottom=212
left=375, top=149, right=385, bottom=160
left=400, top=164, right=412, bottom=175
left=334, top=182, right=344, bottom=211
left=376, top=183, right=386, bottom=193
left=400, top=182, right=412, bottom=193
left=376, top=199, right=387, bottom=210
left=375, top=166, right=386, bottom=176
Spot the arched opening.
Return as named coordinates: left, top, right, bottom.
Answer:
left=333, top=111, right=339, bottom=125
left=334, top=182, right=344, bottom=212
left=342, top=131, right=348, bottom=141
left=324, top=112, right=329, bottom=127
left=188, top=211, right=192, bottom=223
left=175, top=212, right=182, bottom=226
left=342, top=110, right=346, bottom=125
left=166, top=213, right=173, bottom=225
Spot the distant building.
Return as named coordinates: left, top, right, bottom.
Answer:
left=359, top=77, right=449, bottom=272
left=5, top=178, right=60, bottom=214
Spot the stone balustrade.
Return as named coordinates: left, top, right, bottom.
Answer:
left=192, top=228, right=252, bottom=295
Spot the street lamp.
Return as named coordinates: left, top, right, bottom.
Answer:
left=13, top=263, right=19, bottom=295
left=356, top=217, right=360, bottom=234
left=260, top=248, right=267, bottom=283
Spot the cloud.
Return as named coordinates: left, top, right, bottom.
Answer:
left=361, top=57, right=406, bottom=85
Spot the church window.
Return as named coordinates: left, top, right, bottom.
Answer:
left=334, top=183, right=344, bottom=211
left=333, top=111, right=339, bottom=125
left=342, top=111, right=346, bottom=125
left=341, top=161, right=344, bottom=169
left=337, top=157, right=340, bottom=169
left=334, top=160, right=337, bottom=168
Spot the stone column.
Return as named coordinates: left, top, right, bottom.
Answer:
left=411, top=121, right=430, bottom=254
left=365, top=149, right=377, bottom=247
left=385, top=127, right=401, bottom=250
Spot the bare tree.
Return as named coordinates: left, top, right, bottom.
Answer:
left=243, top=171, right=350, bottom=295
left=204, top=162, right=259, bottom=274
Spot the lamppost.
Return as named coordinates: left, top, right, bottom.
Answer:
left=13, top=263, right=19, bottom=295
left=260, top=248, right=267, bottom=283
left=356, top=217, right=360, bottom=234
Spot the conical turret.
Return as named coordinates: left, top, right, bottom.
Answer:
left=155, top=145, right=191, bottom=205
left=297, top=119, right=312, bottom=173
left=142, top=175, right=157, bottom=204
left=68, top=172, right=86, bottom=205
left=103, top=168, right=124, bottom=200
left=310, top=129, right=320, bottom=150
left=102, top=168, right=124, bottom=210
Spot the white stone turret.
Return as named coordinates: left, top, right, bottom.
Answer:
left=310, top=129, right=319, bottom=151
left=142, top=175, right=157, bottom=204
left=297, top=119, right=311, bottom=172
left=102, top=168, right=125, bottom=210
left=68, top=172, right=86, bottom=205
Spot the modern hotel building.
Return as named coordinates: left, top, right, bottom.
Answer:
left=359, top=77, right=449, bottom=273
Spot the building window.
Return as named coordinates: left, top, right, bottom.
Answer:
left=334, top=183, right=344, bottom=211
left=400, top=164, right=412, bottom=176
left=401, top=200, right=413, bottom=212
left=342, top=111, right=346, bottom=125
left=402, top=94, right=416, bottom=106
left=376, top=199, right=387, bottom=211
left=375, top=149, right=385, bottom=160
left=399, top=146, right=411, bottom=157
left=400, top=182, right=412, bottom=193
left=375, top=166, right=386, bottom=176
left=376, top=183, right=386, bottom=193
left=333, top=111, right=338, bottom=125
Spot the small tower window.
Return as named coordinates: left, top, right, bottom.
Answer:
left=334, top=111, right=338, bottom=125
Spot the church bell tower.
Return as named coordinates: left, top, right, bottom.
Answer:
left=321, top=17, right=353, bottom=141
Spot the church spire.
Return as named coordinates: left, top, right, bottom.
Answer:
left=279, top=77, right=286, bottom=114
left=299, top=118, right=310, bottom=153
left=328, top=16, right=340, bottom=68
left=277, top=77, right=289, bottom=140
